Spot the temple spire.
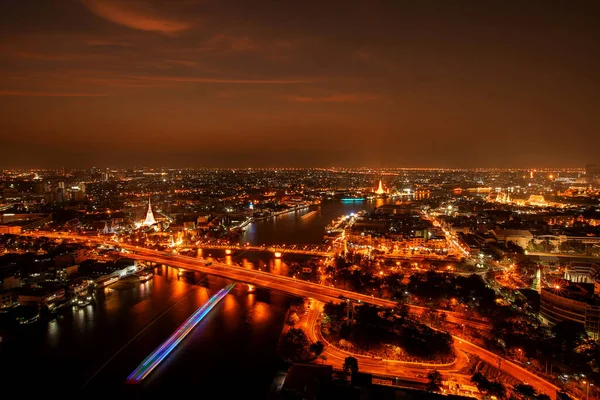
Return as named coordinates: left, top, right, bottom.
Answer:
left=143, top=197, right=156, bottom=226
left=375, top=180, right=385, bottom=195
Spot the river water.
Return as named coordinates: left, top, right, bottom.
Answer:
left=241, top=198, right=390, bottom=246
left=0, top=199, right=389, bottom=395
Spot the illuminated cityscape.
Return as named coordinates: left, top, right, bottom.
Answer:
left=1, top=167, right=599, bottom=398
left=1, top=1, right=599, bottom=399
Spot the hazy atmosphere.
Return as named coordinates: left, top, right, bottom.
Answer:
left=1, top=0, right=599, bottom=168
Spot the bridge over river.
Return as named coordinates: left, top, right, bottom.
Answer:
left=185, top=243, right=334, bottom=257
left=21, top=232, right=561, bottom=398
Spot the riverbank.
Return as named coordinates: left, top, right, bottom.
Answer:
left=232, top=204, right=313, bottom=232
left=253, top=204, right=312, bottom=222
left=1, top=270, right=291, bottom=394
left=300, top=210, right=319, bottom=220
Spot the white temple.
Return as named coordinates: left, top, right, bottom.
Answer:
left=375, top=180, right=385, bottom=195
left=143, top=197, right=156, bottom=226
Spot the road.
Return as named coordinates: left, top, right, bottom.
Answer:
left=425, top=214, right=471, bottom=259
left=453, top=338, right=561, bottom=399
left=180, top=243, right=333, bottom=257
left=526, top=251, right=600, bottom=261
left=303, top=300, right=468, bottom=372
left=304, top=300, right=561, bottom=399
left=25, top=231, right=560, bottom=397
left=302, top=300, right=481, bottom=397
left=26, top=232, right=490, bottom=330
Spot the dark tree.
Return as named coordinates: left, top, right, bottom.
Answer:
left=323, top=301, right=346, bottom=322
left=343, top=356, right=359, bottom=374
left=395, top=302, right=410, bottom=319
left=471, top=372, right=491, bottom=394
left=355, top=304, right=387, bottom=327
left=551, top=320, right=588, bottom=353
left=309, top=341, right=325, bottom=356
left=336, top=319, right=351, bottom=336
left=426, top=369, right=443, bottom=392
left=279, top=328, right=310, bottom=362
left=334, top=256, right=350, bottom=270
left=488, top=381, right=507, bottom=399
left=513, top=383, right=537, bottom=399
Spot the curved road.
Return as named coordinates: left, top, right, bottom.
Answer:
left=303, top=300, right=468, bottom=374
left=26, top=232, right=560, bottom=397
left=303, top=300, right=560, bottom=399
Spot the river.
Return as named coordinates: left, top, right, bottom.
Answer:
left=240, top=198, right=391, bottom=246
left=0, top=199, right=389, bottom=395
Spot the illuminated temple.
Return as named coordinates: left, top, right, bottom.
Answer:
left=375, top=180, right=386, bottom=195
left=143, top=197, right=157, bottom=226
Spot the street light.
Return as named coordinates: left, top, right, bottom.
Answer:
left=582, top=380, right=591, bottom=400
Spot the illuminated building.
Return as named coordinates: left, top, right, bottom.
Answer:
left=564, top=262, right=600, bottom=284
left=540, top=284, right=600, bottom=341
left=490, top=191, right=511, bottom=204
left=18, top=286, right=66, bottom=307
left=490, top=228, right=533, bottom=249
left=142, top=197, right=156, bottom=226
left=375, top=180, right=385, bottom=195
left=413, top=189, right=430, bottom=199
left=526, top=194, right=548, bottom=207
left=531, top=268, right=541, bottom=293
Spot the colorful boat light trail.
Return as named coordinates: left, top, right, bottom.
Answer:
left=125, top=283, right=235, bottom=384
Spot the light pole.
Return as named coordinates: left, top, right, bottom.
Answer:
left=346, top=299, right=352, bottom=327
left=582, top=380, right=591, bottom=400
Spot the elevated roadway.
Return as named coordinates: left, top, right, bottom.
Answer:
left=24, top=232, right=561, bottom=397
left=188, top=244, right=333, bottom=257
left=26, top=232, right=490, bottom=330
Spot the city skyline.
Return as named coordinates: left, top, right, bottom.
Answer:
left=1, top=164, right=599, bottom=397
left=1, top=1, right=599, bottom=168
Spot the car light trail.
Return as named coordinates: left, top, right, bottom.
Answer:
left=125, top=283, right=235, bottom=384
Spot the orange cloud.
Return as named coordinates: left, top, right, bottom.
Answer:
left=286, top=93, right=378, bottom=103
left=83, top=38, right=135, bottom=47
left=10, top=51, right=107, bottom=62
left=131, top=75, right=311, bottom=84
left=355, top=51, right=371, bottom=61
left=81, top=0, right=190, bottom=35
left=0, top=90, right=106, bottom=97
left=199, top=34, right=257, bottom=52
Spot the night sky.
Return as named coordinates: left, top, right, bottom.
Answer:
left=0, top=0, right=598, bottom=168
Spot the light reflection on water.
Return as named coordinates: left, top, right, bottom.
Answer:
left=47, top=319, right=59, bottom=348
left=241, top=199, right=390, bottom=246
left=3, top=201, right=383, bottom=392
